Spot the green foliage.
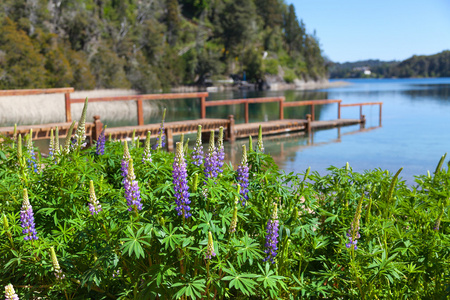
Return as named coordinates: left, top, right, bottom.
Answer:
left=1, top=116, right=449, bottom=298
left=0, top=0, right=328, bottom=90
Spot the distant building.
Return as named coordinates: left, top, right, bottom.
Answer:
left=353, top=66, right=371, bottom=76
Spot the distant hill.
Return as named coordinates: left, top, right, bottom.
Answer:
left=329, top=51, right=450, bottom=79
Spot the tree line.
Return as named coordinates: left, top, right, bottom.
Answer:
left=329, top=51, right=450, bottom=79
left=0, top=0, right=327, bottom=92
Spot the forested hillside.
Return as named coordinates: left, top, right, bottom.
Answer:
left=0, top=0, right=327, bottom=91
left=330, top=51, right=450, bottom=79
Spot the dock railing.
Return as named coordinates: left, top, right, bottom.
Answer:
left=69, top=92, right=209, bottom=125
left=202, top=97, right=285, bottom=123
left=339, top=102, right=383, bottom=126
left=283, top=99, right=342, bottom=121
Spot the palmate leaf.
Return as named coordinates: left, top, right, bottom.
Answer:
left=159, top=223, right=184, bottom=251
left=257, top=263, right=286, bottom=292
left=222, top=262, right=258, bottom=296
left=236, top=233, right=263, bottom=266
left=172, top=278, right=206, bottom=300
left=120, top=226, right=151, bottom=259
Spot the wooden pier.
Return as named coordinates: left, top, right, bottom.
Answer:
left=0, top=88, right=382, bottom=151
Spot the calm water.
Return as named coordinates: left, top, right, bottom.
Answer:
left=207, top=78, right=450, bottom=185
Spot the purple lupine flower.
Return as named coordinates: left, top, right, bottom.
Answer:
left=26, top=131, right=39, bottom=174
left=192, top=125, right=204, bottom=166
left=257, top=124, right=264, bottom=153
left=153, top=108, right=166, bottom=150
left=237, top=145, right=249, bottom=205
left=112, top=269, right=120, bottom=278
left=173, top=142, right=191, bottom=218
left=204, top=131, right=219, bottom=180
left=142, top=131, right=152, bottom=163
left=95, top=127, right=106, bottom=156
left=346, top=196, right=363, bottom=250
left=217, top=127, right=225, bottom=171
left=88, top=180, right=102, bottom=215
left=50, top=247, right=65, bottom=280
left=49, top=129, right=55, bottom=160
left=205, top=231, right=216, bottom=259
left=4, top=284, right=19, bottom=300
left=20, top=189, right=38, bottom=241
left=345, top=228, right=360, bottom=250
left=124, top=158, right=142, bottom=211
left=121, top=141, right=131, bottom=180
left=264, top=203, right=279, bottom=264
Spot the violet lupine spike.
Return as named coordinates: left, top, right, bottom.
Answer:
left=73, top=98, right=88, bottom=151
left=95, top=126, right=106, bottom=156
left=257, top=125, right=264, bottom=153
left=237, top=145, right=249, bottom=205
left=173, top=142, right=191, bottom=218
left=264, top=203, right=279, bottom=264
left=153, top=108, right=166, bottom=150
left=217, top=126, right=225, bottom=171
left=346, top=195, right=363, bottom=250
left=142, top=131, right=152, bottom=163
left=4, top=284, right=19, bottom=300
left=124, top=158, right=142, bottom=211
left=50, top=247, right=65, bottom=280
left=204, top=131, right=219, bottom=180
left=49, top=129, right=55, bottom=160
left=26, top=131, right=39, bottom=174
left=205, top=231, right=216, bottom=259
left=63, top=121, right=76, bottom=155
left=88, top=180, right=102, bottom=215
left=192, top=125, right=204, bottom=166
left=20, top=189, right=38, bottom=241
left=121, top=141, right=131, bottom=180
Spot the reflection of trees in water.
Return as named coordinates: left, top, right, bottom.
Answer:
left=402, top=85, right=450, bottom=102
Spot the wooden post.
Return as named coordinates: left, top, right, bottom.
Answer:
left=279, top=97, right=284, bottom=120
left=379, top=103, right=382, bottom=126
left=245, top=102, right=249, bottom=123
left=360, top=115, right=366, bottom=129
left=338, top=101, right=341, bottom=119
left=227, top=115, right=235, bottom=142
left=137, top=99, right=144, bottom=126
left=311, top=104, right=315, bottom=121
left=201, top=96, right=206, bottom=119
left=93, top=115, right=103, bottom=143
left=165, top=128, right=174, bottom=152
left=359, top=105, right=363, bottom=120
left=65, top=92, right=72, bottom=122
left=306, top=114, right=312, bottom=135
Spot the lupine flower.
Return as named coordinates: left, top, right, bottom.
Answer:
left=346, top=195, right=363, bottom=250
left=192, top=125, right=204, bottom=166
left=173, top=142, right=191, bottom=218
left=153, top=108, right=166, bottom=150
left=264, top=203, right=279, bottom=264
left=54, top=127, right=60, bottom=160
left=95, top=126, right=106, bottom=156
left=26, top=131, right=39, bottom=174
left=17, top=134, right=22, bottom=161
left=124, top=158, right=142, bottom=211
left=73, top=98, right=88, bottom=151
left=257, top=125, right=264, bottom=153
left=88, top=180, right=102, bottom=215
left=183, top=138, right=190, bottom=155
left=49, top=129, right=55, bottom=160
left=20, top=189, right=38, bottom=241
left=205, top=231, right=216, bottom=259
left=237, top=145, right=249, bottom=205
left=4, top=284, right=19, bottom=300
left=229, top=205, right=238, bottom=234
left=204, top=131, right=219, bottom=180
left=217, top=126, right=225, bottom=171
left=112, top=269, right=120, bottom=278
left=63, top=121, right=76, bottom=155
left=121, top=141, right=131, bottom=180
left=142, top=131, right=152, bottom=163
left=248, top=135, right=253, bottom=152
left=50, top=247, right=65, bottom=280
left=434, top=206, right=444, bottom=231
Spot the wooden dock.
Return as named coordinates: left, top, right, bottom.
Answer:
left=0, top=88, right=382, bottom=151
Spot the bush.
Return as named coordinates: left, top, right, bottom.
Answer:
left=0, top=111, right=449, bottom=299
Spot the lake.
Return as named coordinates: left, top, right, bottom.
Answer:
left=205, top=78, right=450, bottom=185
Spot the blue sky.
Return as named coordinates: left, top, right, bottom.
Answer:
left=288, top=0, right=450, bottom=62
